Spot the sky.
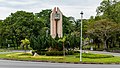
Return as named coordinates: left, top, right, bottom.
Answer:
left=0, top=0, right=102, bottom=20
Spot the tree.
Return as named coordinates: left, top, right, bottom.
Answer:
left=96, top=0, right=120, bottom=23
left=35, top=9, right=52, bottom=28
left=63, top=16, right=75, bottom=35
left=21, top=38, right=30, bottom=53
left=58, top=36, right=66, bottom=56
left=87, top=19, right=120, bottom=50
left=3, top=11, right=34, bottom=48
left=0, top=20, right=5, bottom=48
left=95, top=0, right=120, bottom=50
left=96, top=0, right=116, bottom=15
left=2, top=11, right=44, bottom=49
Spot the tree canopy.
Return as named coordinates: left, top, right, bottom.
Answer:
left=87, top=19, right=120, bottom=50
left=0, top=2, right=120, bottom=51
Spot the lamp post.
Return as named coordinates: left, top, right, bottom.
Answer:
left=80, top=11, right=83, bottom=62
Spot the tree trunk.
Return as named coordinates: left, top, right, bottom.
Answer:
left=119, top=41, right=120, bottom=48
left=98, top=43, right=100, bottom=48
left=63, top=42, right=65, bottom=57
left=113, top=36, right=116, bottom=47
left=15, top=38, right=18, bottom=49
left=104, top=40, right=107, bottom=51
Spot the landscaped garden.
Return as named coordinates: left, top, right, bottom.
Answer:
left=0, top=51, right=120, bottom=64
left=0, top=0, right=120, bottom=65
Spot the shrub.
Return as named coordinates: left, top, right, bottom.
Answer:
left=74, top=51, right=80, bottom=53
left=36, top=51, right=46, bottom=55
left=46, top=51, right=74, bottom=56
left=33, top=50, right=74, bottom=56
left=35, top=50, right=48, bottom=55
left=66, top=51, right=74, bottom=55
left=46, top=51, right=62, bottom=56
left=76, top=53, right=114, bottom=59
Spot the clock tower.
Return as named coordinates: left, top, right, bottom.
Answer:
left=50, top=7, right=63, bottom=38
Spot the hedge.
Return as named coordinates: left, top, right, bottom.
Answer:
left=46, top=51, right=74, bottom=56
left=76, top=53, right=114, bottom=59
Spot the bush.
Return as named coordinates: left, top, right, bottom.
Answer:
left=33, top=50, right=74, bottom=56
left=66, top=51, right=74, bottom=55
left=76, top=53, right=114, bottom=59
left=46, top=51, right=74, bottom=56
left=31, top=50, right=46, bottom=55
left=35, top=50, right=48, bottom=55
left=74, top=51, right=80, bottom=53
left=36, top=51, right=46, bottom=55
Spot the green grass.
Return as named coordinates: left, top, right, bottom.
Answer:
left=0, top=52, right=120, bottom=64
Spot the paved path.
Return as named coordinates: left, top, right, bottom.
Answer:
left=0, top=50, right=30, bottom=54
left=0, top=52, right=12, bottom=54
left=0, top=60, right=120, bottom=68
left=85, top=50, right=120, bottom=56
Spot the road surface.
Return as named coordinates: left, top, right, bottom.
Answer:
left=0, top=60, right=120, bottom=68
left=85, top=50, right=120, bottom=57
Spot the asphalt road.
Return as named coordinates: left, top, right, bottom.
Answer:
left=0, top=60, right=120, bottom=68
left=86, top=50, right=120, bottom=57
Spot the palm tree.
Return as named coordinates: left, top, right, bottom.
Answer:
left=58, top=36, right=66, bottom=56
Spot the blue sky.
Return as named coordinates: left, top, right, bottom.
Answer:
left=0, top=0, right=102, bottom=20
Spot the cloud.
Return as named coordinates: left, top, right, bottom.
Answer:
left=0, top=0, right=40, bottom=8
left=58, top=5, right=98, bottom=19
left=0, top=0, right=101, bottom=9
left=0, top=0, right=102, bottom=20
left=0, top=7, right=17, bottom=19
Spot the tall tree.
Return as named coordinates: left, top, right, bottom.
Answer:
left=96, top=0, right=120, bottom=23
left=58, top=36, right=66, bottom=56
left=87, top=19, right=120, bottom=50
left=2, top=11, right=43, bottom=49
left=35, top=9, right=52, bottom=28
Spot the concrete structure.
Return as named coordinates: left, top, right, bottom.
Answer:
left=50, top=7, right=63, bottom=38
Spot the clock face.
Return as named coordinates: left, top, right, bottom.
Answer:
left=54, top=13, right=60, bottom=20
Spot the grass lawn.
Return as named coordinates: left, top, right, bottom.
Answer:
left=0, top=52, right=120, bottom=64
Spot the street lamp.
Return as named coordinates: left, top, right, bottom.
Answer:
left=80, top=11, right=83, bottom=62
